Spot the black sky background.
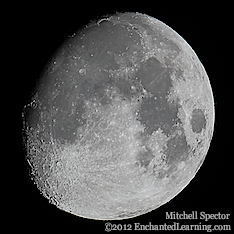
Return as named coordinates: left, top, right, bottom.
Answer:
left=4, top=1, right=231, bottom=232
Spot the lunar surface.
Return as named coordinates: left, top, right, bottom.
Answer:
left=22, top=12, right=215, bottom=220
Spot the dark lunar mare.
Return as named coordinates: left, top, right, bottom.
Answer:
left=190, top=108, right=206, bottom=133
left=164, top=131, right=190, bottom=177
left=134, top=57, right=190, bottom=177
left=136, top=57, right=182, bottom=136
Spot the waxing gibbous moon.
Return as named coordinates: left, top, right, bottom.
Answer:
left=22, top=12, right=214, bottom=220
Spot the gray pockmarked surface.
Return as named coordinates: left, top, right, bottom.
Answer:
left=22, top=12, right=215, bottom=220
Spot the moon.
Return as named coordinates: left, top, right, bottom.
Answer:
left=22, top=12, right=215, bottom=220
